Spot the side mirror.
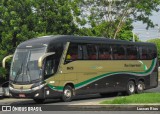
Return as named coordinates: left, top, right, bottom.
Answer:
left=38, top=52, right=55, bottom=68
left=2, top=55, right=13, bottom=68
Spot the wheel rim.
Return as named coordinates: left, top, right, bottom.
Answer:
left=64, top=89, right=72, bottom=98
left=129, top=84, right=135, bottom=93
left=138, top=84, right=143, bottom=91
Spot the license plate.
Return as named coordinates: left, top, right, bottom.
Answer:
left=19, top=94, right=25, bottom=98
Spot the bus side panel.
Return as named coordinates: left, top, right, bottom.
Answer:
left=45, top=58, right=157, bottom=96
left=74, top=59, right=154, bottom=94
left=149, top=64, right=158, bottom=89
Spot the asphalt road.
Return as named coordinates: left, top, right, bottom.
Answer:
left=0, top=82, right=159, bottom=106
left=0, top=83, right=159, bottom=113
left=0, top=93, right=114, bottom=105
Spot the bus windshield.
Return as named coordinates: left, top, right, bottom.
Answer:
left=10, top=47, right=46, bottom=83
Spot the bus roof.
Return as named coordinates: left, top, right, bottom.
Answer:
left=17, top=35, right=156, bottom=48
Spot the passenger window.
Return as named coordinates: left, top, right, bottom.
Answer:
left=126, top=46, right=137, bottom=60
left=148, top=47, right=157, bottom=59
left=48, top=43, right=64, bottom=60
left=66, top=43, right=82, bottom=62
left=139, top=46, right=148, bottom=60
left=44, top=55, right=55, bottom=78
left=112, top=45, right=125, bottom=60
left=98, top=44, right=111, bottom=60
left=86, top=44, right=98, bottom=60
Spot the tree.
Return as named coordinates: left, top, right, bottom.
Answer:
left=0, top=0, right=36, bottom=53
left=31, top=0, right=79, bottom=36
left=147, top=38, right=160, bottom=59
left=0, top=0, right=35, bottom=78
left=0, top=0, right=80, bottom=78
left=79, top=0, right=160, bottom=39
left=78, top=19, right=139, bottom=41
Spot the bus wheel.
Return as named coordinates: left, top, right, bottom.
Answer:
left=33, top=99, right=45, bottom=104
left=62, top=85, right=73, bottom=102
left=126, top=81, right=135, bottom=95
left=136, top=81, right=145, bottom=94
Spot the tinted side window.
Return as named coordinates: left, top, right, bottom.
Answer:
left=126, top=46, right=138, bottom=60
left=48, top=43, right=64, bottom=58
left=66, top=43, right=82, bottom=61
left=139, top=46, right=148, bottom=60
left=148, top=47, right=157, bottom=59
left=112, top=45, right=125, bottom=60
left=86, top=44, right=98, bottom=60
left=98, top=44, right=111, bottom=60
left=44, top=55, right=55, bottom=79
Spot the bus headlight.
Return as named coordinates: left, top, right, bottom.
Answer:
left=31, top=84, right=45, bottom=91
left=34, top=93, right=39, bottom=97
left=9, top=86, right=14, bottom=90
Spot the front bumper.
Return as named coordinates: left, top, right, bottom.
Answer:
left=10, top=88, right=45, bottom=99
left=9, top=85, right=45, bottom=99
left=9, top=84, right=63, bottom=99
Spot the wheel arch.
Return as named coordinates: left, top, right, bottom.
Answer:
left=137, top=78, right=146, bottom=90
left=64, top=83, right=75, bottom=89
left=63, top=82, right=75, bottom=96
left=138, top=78, right=145, bottom=83
left=128, top=78, right=136, bottom=84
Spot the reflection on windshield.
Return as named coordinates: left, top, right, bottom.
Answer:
left=10, top=47, right=46, bottom=83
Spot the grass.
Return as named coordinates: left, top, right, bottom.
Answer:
left=100, top=93, right=160, bottom=104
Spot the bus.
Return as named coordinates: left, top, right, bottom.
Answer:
left=3, top=35, right=158, bottom=103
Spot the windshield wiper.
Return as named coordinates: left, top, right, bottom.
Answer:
left=26, top=62, right=31, bottom=83
left=13, top=62, right=23, bottom=83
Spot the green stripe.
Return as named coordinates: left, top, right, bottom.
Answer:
left=75, top=59, right=156, bottom=88
left=47, top=59, right=156, bottom=91
left=47, top=84, right=63, bottom=91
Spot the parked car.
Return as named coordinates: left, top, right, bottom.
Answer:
left=0, top=77, right=9, bottom=98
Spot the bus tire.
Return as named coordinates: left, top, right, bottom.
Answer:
left=61, top=85, right=73, bottom=102
left=126, top=81, right=135, bottom=95
left=33, top=99, right=45, bottom=104
left=136, top=81, right=145, bottom=94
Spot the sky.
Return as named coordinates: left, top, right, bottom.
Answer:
left=133, top=10, right=160, bottom=41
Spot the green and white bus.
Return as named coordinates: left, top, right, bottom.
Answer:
left=3, top=35, right=158, bottom=103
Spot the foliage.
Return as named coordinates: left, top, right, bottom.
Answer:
left=31, top=0, right=79, bottom=35
left=79, top=0, right=160, bottom=39
left=0, top=0, right=80, bottom=78
left=78, top=19, right=139, bottom=41
left=147, top=38, right=160, bottom=59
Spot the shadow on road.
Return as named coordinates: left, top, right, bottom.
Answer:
left=10, top=93, right=118, bottom=105
left=7, top=82, right=160, bottom=105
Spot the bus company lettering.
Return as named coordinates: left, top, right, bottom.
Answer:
left=124, top=64, right=141, bottom=67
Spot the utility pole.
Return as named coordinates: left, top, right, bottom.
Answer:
left=158, top=26, right=160, bottom=37
left=132, top=31, right=135, bottom=42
